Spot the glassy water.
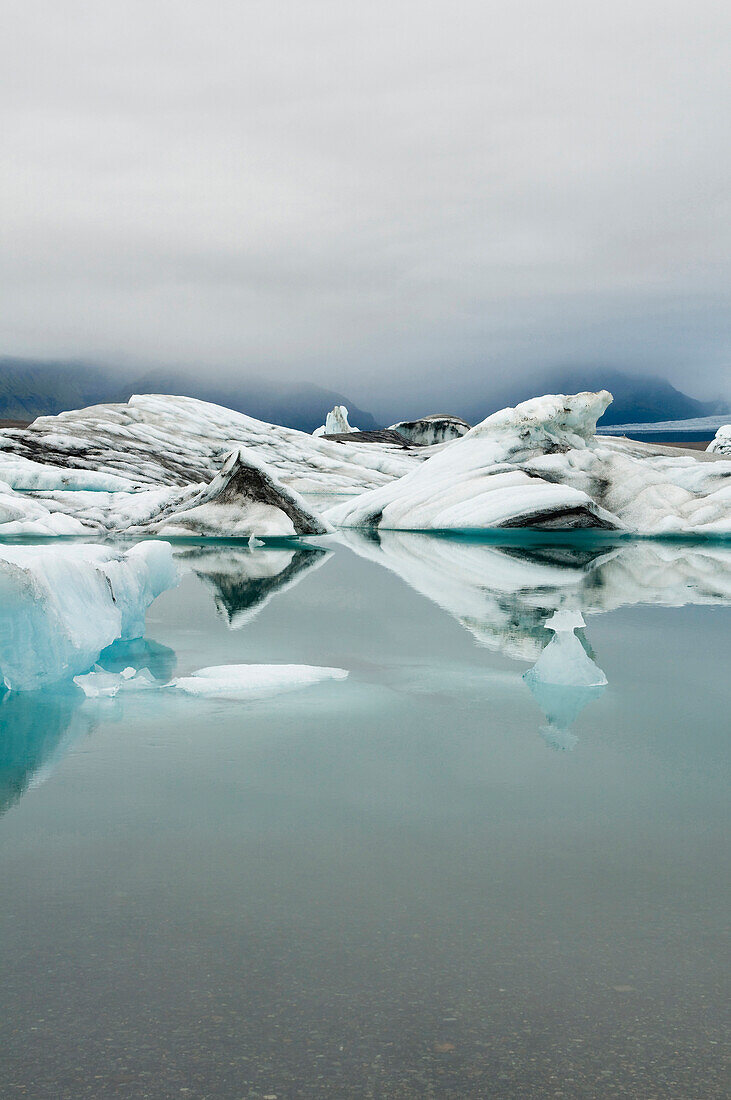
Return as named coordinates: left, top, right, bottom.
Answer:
left=1, top=534, right=729, bottom=1099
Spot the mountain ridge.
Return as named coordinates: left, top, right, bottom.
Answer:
left=0, top=359, right=377, bottom=433
left=0, top=357, right=726, bottom=432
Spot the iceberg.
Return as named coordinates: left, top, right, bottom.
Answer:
left=0, top=394, right=421, bottom=499
left=523, top=610, right=607, bottom=688
left=327, top=392, right=731, bottom=534
left=389, top=414, right=471, bottom=445
left=313, top=405, right=359, bottom=436
left=0, top=542, right=178, bottom=691
left=1, top=390, right=730, bottom=537
left=707, top=425, right=731, bottom=455
left=131, top=448, right=332, bottom=538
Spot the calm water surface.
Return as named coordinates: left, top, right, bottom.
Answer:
left=1, top=534, right=729, bottom=1099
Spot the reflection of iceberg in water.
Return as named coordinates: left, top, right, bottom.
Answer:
left=0, top=635, right=178, bottom=818
left=0, top=544, right=340, bottom=815
left=338, top=530, right=620, bottom=660
left=340, top=531, right=731, bottom=659
left=340, top=531, right=731, bottom=749
left=95, top=636, right=177, bottom=684
left=174, top=545, right=330, bottom=628
left=0, top=687, right=94, bottom=817
left=523, top=611, right=607, bottom=751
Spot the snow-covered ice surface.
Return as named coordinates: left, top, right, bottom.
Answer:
left=0, top=542, right=178, bottom=691
left=0, top=394, right=421, bottom=493
left=0, top=395, right=433, bottom=536
left=128, top=449, right=332, bottom=538
left=707, top=425, right=731, bottom=455
left=328, top=392, right=731, bottom=535
left=1, top=391, right=730, bottom=536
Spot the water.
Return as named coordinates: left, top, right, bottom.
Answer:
left=1, top=534, right=729, bottom=1099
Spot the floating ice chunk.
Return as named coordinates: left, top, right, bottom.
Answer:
left=0, top=395, right=429, bottom=538
left=523, top=610, right=607, bottom=750
left=73, top=665, right=156, bottom=698
left=169, top=663, right=348, bottom=700
left=0, top=542, right=178, bottom=691
left=2, top=390, right=730, bottom=535
left=526, top=610, right=607, bottom=688
left=327, top=394, right=623, bottom=531
left=543, top=609, right=586, bottom=634
left=248, top=533, right=265, bottom=548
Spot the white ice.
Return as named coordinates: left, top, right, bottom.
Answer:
left=168, top=663, right=348, bottom=699
left=524, top=610, right=607, bottom=688
left=327, top=392, right=731, bottom=534
left=388, top=415, right=470, bottom=445
left=313, top=405, right=359, bottom=436
left=707, top=425, right=731, bottom=455
left=1, top=390, right=731, bottom=536
left=132, top=448, right=331, bottom=538
left=73, top=665, right=156, bottom=698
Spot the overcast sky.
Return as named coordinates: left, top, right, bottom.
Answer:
left=2, top=0, right=729, bottom=408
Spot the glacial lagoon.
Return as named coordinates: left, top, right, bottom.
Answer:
left=1, top=533, right=729, bottom=1098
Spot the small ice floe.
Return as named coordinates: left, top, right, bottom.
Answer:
left=523, top=610, right=607, bottom=751
left=525, top=610, right=607, bottom=689
left=74, top=665, right=156, bottom=698
left=168, top=663, right=348, bottom=700
left=248, top=533, right=265, bottom=548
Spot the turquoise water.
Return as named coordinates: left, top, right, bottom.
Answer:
left=1, top=535, right=729, bottom=1098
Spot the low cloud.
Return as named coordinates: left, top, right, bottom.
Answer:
left=2, top=0, right=729, bottom=407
